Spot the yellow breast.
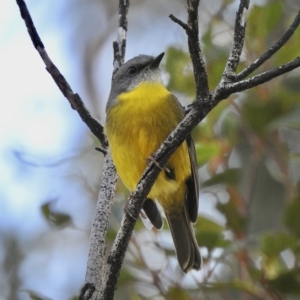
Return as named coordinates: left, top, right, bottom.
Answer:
left=105, top=82, right=191, bottom=209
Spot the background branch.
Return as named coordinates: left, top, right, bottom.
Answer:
left=186, top=0, right=210, bottom=104
left=15, top=0, right=300, bottom=299
left=222, top=0, right=249, bottom=82
left=80, top=153, right=118, bottom=300
left=83, top=0, right=130, bottom=299
left=170, top=0, right=210, bottom=118
left=98, top=109, right=202, bottom=299
left=16, top=0, right=106, bottom=147
left=98, top=1, right=300, bottom=299
left=112, top=0, right=129, bottom=71
left=15, top=0, right=124, bottom=299
left=236, top=9, right=300, bottom=81
left=229, top=56, right=300, bottom=93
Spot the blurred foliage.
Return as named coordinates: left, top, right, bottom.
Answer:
left=110, top=1, right=300, bottom=300
left=165, top=47, right=196, bottom=97
left=4, top=0, right=300, bottom=300
left=25, top=290, right=53, bottom=300
left=41, top=201, right=72, bottom=228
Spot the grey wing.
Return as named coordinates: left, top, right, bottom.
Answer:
left=142, top=198, right=163, bottom=229
left=170, top=94, right=199, bottom=223
left=185, top=135, right=199, bottom=223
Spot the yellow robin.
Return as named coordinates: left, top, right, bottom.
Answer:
left=105, top=52, right=201, bottom=273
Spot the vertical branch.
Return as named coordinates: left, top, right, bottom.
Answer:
left=82, top=0, right=130, bottom=298
left=15, top=1, right=122, bottom=299
left=81, top=1, right=130, bottom=299
left=186, top=0, right=210, bottom=105
left=222, top=0, right=249, bottom=82
left=15, top=0, right=300, bottom=299
left=98, top=108, right=204, bottom=300
left=80, top=154, right=118, bottom=300
left=113, top=0, right=130, bottom=72
left=99, top=214, right=138, bottom=300
left=170, top=0, right=210, bottom=118
left=98, top=163, right=165, bottom=300
left=236, top=9, right=300, bottom=81
left=15, top=0, right=106, bottom=146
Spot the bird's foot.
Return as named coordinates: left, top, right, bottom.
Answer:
left=146, top=155, right=170, bottom=174
left=123, top=198, right=137, bottom=221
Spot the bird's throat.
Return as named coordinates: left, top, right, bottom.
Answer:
left=117, top=81, right=171, bottom=110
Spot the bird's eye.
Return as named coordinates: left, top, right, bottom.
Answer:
left=127, top=66, right=137, bottom=75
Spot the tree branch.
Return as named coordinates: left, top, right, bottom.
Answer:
left=236, top=9, right=300, bottom=81
left=100, top=3, right=300, bottom=297
left=214, top=56, right=300, bottom=101
left=80, top=154, right=118, bottom=300
left=83, top=0, right=130, bottom=299
left=16, top=0, right=300, bottom=299
left=222, top=0, right=249, bottom=82
left=169, top=14, right=189, bottom=31
left=186, top=0, right=209, bottom=100
left=112, top=0, right=129, bottom=73
left=15, top=1, right=124, bottom=299
left=170, top=0, right=211, bottom=119
left=99, top=108, right=202, bottom=300
left=15, top=0, right=106, bottom=147
left=99, top=2, right=208, bottom=296
left=212, top=6, right=300, bottom=108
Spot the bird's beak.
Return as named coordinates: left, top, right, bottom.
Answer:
left=149, top=52, right=165, bottom=69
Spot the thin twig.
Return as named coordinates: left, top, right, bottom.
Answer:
left=15, top=1, right=119, bottom=299
left=99, top=104, right=202, bottom=300
left=169, top=14, right=189, bottom=31
left=84, top=0, right=130, bottom=298
left=100, top=2, right=300, bottom=299
left=15, top=0, right=106, bottom=147
left=236, top=9, right=300, bottom=81
left=16, top=0, right=300, bottom=299
left=169, top=0, right=211, bottom=119
left=80, top=152, right=118, bottom=300
left=224, top=56, right=300, bottom=96
left=186, top=0, right=210, bottom=108
left=97, top=0, right=130, bottom=299
left=222, top=0, right=249, bottom=82
left=113, top=0, right=130, bottom=72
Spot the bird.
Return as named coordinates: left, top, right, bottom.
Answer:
left=105, top=52, right=201, bottom=273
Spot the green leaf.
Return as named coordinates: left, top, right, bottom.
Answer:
left=248, top=266, right=264, bottom=281
left=197, top=215, right=224, bottom=232
left=243, top=95, right=295, bottom=136
left=23, top=290, right=53, bottom=300
left=118, top=268, right=135, bottom=286
left=274, top=16, right=300, bottom=67
left=165, top=47, right=195, bottom=96
left=167, top=286, right=191, bottom=300
left=220, top=112, right=240, bottom=143
left=217, top=198, right=247, bottom=232
left=247, top=1, right=284, bottom=53
left=195, top=216, right=229, bottom=251
left=41, top=202, right=72, bottom=227
left=202, top=168, right=242, bottom=187
left=202, top=23, right=231, bottom=89
left=296, top=180, right=300, bottom=194
left=260, top=232, right=297, bottom=258
left=195, top=141, right=224, bottom=165
left=205, top=46, right=228, bottom=89
left=206, top=99, right=231, bottom=127
left=207, top=279, right=258, bottom=294
left=268, top=269, right=300, bottom=295
left=283, top=197, right=300, bottom=238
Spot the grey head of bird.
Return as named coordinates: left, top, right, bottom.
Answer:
left=106, top=52, right=165, bottom=111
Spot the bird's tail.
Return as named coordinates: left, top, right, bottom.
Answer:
left=166, top=206, right=201, bottom=273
